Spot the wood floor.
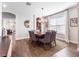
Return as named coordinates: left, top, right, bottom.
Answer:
left=12, top=39, right=67, bottom=57
left=0, top=38, right=79, bottom=57
left=0, top=37, right=10, bottom=57
left=53, top=43, right=78, bottom=57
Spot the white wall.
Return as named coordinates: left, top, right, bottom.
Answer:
left=15, top=12, right=34, bottom=39
left=68, top=6, right=78, bottom=44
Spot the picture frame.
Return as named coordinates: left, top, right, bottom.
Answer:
left=70, top=17, right=78, bottom=27
left=24, top=20, right=30, bottom=28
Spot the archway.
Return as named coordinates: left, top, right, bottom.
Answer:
left=2, top=12, right=16, bottom=39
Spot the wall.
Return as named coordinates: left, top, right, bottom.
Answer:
left=15, top=7, right=37, bottom=39
left=15, top=12, right=34, bottom=39
left=68, top=6, right=78, bottom=44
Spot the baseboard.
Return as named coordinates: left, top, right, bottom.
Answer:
left=56, top=39, right=68, bottom=44
left=57, top=38, right=78, bottom=45
left=69, top=41, right=78, bottom=45
left=15, top=37, right=29, bottom=40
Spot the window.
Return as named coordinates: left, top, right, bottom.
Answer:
left=48, top=12, right=66, bottom=35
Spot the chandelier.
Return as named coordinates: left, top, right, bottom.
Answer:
left=38, top=8, right=47, bottom=23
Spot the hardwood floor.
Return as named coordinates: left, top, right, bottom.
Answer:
left=53, top=43, right=78, bottom=57
left=12, top=39, right=67, bottom=57
left=0, top=38, right=79, bottom=57
left=0, top=37, right=10, bottom=57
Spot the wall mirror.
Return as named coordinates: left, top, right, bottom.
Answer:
left=24, top=20, right=30, bottom=28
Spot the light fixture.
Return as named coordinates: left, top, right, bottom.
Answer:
left=38, top=8, right=47, bottom=23
left=41, top=8, right=44, bottom=17
left=2, top=4, right=7, bottom=8
left=38, top=18, right=47, bottom=23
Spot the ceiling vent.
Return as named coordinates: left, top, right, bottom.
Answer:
left=26, top=2, right=31, bottom=6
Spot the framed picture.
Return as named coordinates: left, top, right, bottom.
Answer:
left=24, top=20, right=30, bottom=28
left=70, top=17, right=78, bottom=27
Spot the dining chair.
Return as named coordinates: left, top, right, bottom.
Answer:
left=29, top=31, right=38, bottom=42
left=51, top=30, right=56, bottom=46
left=29, top=31, right=38, bottom=47
left=38, top=32, right=52, bottom=49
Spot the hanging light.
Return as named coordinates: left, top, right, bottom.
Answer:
left=41, top=8, right=44, bottom=17
left=40, top=8, right=48, bottom=23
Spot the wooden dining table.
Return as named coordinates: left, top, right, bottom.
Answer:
left=34, top=32, right=45, bottom=39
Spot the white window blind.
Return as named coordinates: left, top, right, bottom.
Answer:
left=48, top=12, right=66, bottom=35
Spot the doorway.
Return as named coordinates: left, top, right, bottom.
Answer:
left=2, top=12, right=16, bottom=39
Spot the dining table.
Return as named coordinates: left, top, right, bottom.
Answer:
left=34, top=32, right=45, bottom=39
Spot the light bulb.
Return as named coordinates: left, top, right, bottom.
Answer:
left=2, top=4, right=7, bottom=8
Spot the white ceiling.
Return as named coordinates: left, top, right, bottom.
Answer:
left=2, top=2, right=77, bottom=16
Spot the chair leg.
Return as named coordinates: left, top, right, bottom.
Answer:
left=50, top=43, right=53, bottom=48
left=54, top=39, right=56, bottom=46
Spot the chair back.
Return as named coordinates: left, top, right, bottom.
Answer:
left=44, top=32, right=52, bottom=43
left=29, top=31, right=37, bottom=41
left=50, top=30, right=56, bottom=42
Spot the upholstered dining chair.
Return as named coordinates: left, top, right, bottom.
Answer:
left=38, top=32, right=52, bottom=49
left=50, top=30, right=56, bottom=46
left=29, top=31, right=38, bottom=42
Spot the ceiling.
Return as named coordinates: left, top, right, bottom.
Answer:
left=2, top=2, right=77, bottom=16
